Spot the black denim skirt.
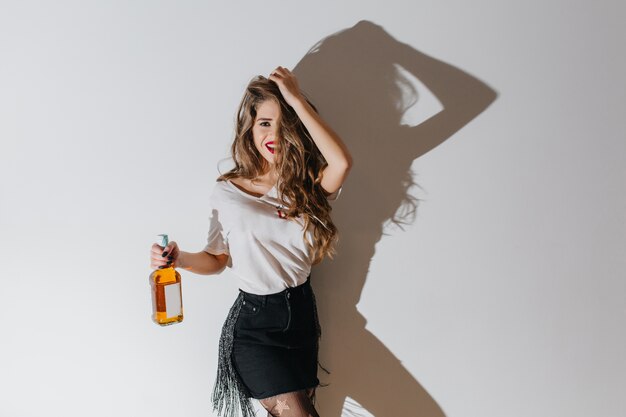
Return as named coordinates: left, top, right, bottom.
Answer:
left=211, top=275, right=321, bottom=417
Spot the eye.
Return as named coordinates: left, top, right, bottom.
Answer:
left=259, top=121, right=270, bottom=127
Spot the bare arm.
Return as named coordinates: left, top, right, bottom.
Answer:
left=269, top=66, right=353, bottom=195
left=177, top=251, right=229, bottom=275
left=292, top=98, right=353, bottom=194
left=292, top=98, right=353, bottom=168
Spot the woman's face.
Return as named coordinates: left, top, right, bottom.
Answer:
left=252, top=99, right=281, bottom=167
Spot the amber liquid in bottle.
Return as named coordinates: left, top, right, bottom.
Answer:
left=150, top=264, right=184, bottom=326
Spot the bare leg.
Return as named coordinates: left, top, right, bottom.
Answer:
left=259, top=389, right=320, bottom=417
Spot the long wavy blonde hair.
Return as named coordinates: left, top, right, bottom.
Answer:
left=217, top=75, right=339, bottom=264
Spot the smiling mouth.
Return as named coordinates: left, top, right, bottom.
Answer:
left=265, top=141, right=275, bottom=154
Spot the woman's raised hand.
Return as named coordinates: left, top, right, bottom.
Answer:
left=150, top=241, right=180, bottom=270
left=269, top=66, right=304, bottom=108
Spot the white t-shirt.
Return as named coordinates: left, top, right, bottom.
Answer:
left=203, top=179, right=342, bottom=295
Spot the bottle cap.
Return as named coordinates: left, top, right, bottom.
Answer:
left=158, top=234, right=169, bottom=248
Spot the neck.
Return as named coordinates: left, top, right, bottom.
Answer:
left=258, top=167, right=279, bottom=183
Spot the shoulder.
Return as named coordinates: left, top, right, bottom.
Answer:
left=209, top=179, right=231, bottom=204
left=211, top=178, right=230, bottom=192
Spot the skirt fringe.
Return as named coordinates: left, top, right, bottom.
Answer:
left=211, top=292, right=256, bottom=417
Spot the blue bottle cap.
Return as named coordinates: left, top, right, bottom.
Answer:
left=157, top=234, right=168, bottom=248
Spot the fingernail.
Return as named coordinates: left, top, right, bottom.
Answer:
left=158, top=265, right=166, bottom=269
left=162, top=251, right=168, bottom=257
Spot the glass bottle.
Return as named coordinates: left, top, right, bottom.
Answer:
left=150, top=234, right=184, bottom=326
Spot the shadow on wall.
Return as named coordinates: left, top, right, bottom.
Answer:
left=295, top=21, right=497, bottom=417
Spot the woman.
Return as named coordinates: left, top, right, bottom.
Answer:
left=149, top=66, right=352, bottom=417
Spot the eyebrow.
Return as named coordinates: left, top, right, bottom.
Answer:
left=257, top=118, right=273, bottom=121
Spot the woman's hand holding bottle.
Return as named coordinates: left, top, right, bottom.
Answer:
left=150, top=241, right=181, bottom=270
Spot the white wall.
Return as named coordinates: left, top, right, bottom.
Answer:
left=1, top=1, right=624, bottom=417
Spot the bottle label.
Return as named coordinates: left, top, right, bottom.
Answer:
left=165, top=283, right=182, bottom=318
